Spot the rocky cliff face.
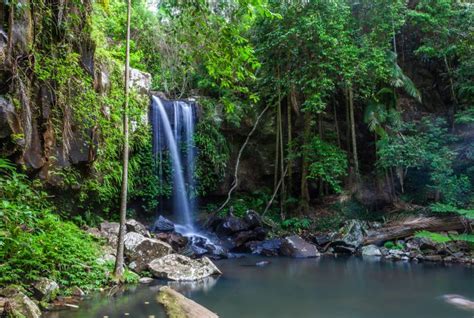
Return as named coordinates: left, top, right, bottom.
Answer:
left=0, top=1, right=151, bottom=185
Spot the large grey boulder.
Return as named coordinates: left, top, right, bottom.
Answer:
left=32, top=277, right=59, bottom=302
left=126, top=219, right=149, bottom=237
left=0, top=286, right=41, bottom=318
left=124, top=232, right=172, bottom=273
left=361, top=244, right=382, bottom=257
left=148, top=254, right=222, bottom=281
left=99, top=221, right=120, bottom=248
left=129, top=68, right=151, bottom=95
left=158, top=286, right=219, bottom=318
left=280, top=235, right=320, bottom=258
left=334, top=219, right=368, bottom=249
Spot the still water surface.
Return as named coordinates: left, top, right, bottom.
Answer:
left=45, top=256, right=474, bottom=318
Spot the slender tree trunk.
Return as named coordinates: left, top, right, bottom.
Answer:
left=300, top=111, right=311, bottom=213
left=273, top=105, right=280, bottom=191
left=287, top=94, right=292, bottom=195
left=278, top=82, right=285, bottom=219
left=114, top=0, right=131, bottom=281
left=348, top=85, right=359, bottom=180
left=443, top=55, right=458, bottom=129
left=333, top=100, right=341, bottom=149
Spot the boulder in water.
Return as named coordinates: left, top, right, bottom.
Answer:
left=148, top=254, right=222, bottom=281
left=361, top=244, right=382, bottom=257
left=152, top=215, right=175, bottom=233
left=0, top=286, right=41, bottom=318
left=246, top=239, right=282, bottom=256
left=280, top=235, right=320, bottom=258
left=124, top=232, right=172, bottom=273
left=335, top=219, right=368, bottom=248
left=158, top=286, right=219, bottom=318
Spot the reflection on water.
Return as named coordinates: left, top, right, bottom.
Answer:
left=45, top=256, right=474, bottom=318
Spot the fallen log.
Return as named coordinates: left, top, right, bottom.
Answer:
left=364, top=216, right=469, bottom=245
left=158, top=286, right=218, bottom=318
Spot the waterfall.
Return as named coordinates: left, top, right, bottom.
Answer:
left=151, top=96, right=196, bottom=232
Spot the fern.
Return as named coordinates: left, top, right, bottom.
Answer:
left=416, top=231, right=474, bottom=244
left=430, top=203, right=474, bottom=220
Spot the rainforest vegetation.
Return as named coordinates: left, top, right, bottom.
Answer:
left=0, top=0, right=473, bottom=315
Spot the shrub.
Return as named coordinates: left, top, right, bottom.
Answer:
left=0, top=160, right=109, bottom=290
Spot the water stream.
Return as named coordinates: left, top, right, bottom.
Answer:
left=45, top=256, right=474, bottom=318
left=151, top=96, right=196, bottom=232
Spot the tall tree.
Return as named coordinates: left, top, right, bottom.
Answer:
left=114, top=0, right=131, bottom=281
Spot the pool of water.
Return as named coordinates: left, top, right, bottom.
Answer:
left=45, top=256, right=474, bottom=318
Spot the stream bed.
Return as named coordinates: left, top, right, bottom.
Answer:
left=45, top=256, right=474, bottom=318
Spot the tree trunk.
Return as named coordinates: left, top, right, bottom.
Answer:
left=300, top=111, right=311, bottom=213
left=348, top=85, right=359, bottom=179
left=364, top=216, right=468, bottom=245
left=114, top=0, right=131, bottom=281
left=278, top=86, right=285, bottom=219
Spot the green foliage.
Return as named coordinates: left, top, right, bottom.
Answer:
left=194, top=99, right=230, bottom=196
left=416, top=230, right=474, bottom=244
left=305, top=137, right=348, bottom=193
left=281, top=217, right=311, bottom=232
left=384, top=241, right=405, bottom=250
left=430, top=203, right=474, bottom=220
left=0, top=161, right=109, bottom=290
left=377, top=116, right=473, bottom=206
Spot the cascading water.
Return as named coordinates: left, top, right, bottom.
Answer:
left=151, top=96, right=196, bottom=232
left=151, top=96, right=225, bottom=257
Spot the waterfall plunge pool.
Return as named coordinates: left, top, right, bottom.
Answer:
left=45, top=256, right=474, bottom=318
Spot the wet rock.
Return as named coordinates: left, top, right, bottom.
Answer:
left=311, top=233, right=335, bottom=247
left=232, top=228, right=267, bottom=249
left=280, top=235, right=320, bottom=258
left=246, top=239, right=282, bottom=256
left=158, top=286, right=219, bottom=318
left=155, top=232, right=189, bottom=251
left=152, top=215, right=175, bottom=233
left=335, top=220, right=368, bottom=249
left=215, top=216, right=249, bottom=237
left=442, top=294, right=474, bottom=312
left=333, top=244, right=356, bottom=254
left=148, top=254, right=222, bottom=281
left=139, top=277, right=154, bottom=284
left=243, top=210, right=263, bottom=229
left=361, top=245, right=382, bottom=257
left=70, top=286, right=85, bottom=298
left=32, top=277, right=59, bottom=302
left=124, top=232, right=172, bottom=273
left=126, top=219, right=149, bottom=237
left=0, top=97, right=21, bottom=140
left=256, top=261, right=270, bottom=267
left=423, top=255, right=443, bottom=262
left=0, top=286, right=41, bottom=318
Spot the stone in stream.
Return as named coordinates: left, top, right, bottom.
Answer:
left=246, top=239, right=282, bottom=256
left=361, top=245, right=382, bottom=257
left=442, top=294, right=474, bottom=312
left=148, top=254, right=222, bottom=281
left=124, top=232, right=172, bottom=273
left=0, top=286, right=41, bottom=318
left=158, top=286, right=219, bottom=318
left=280, top=235, right=320, bottom=258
